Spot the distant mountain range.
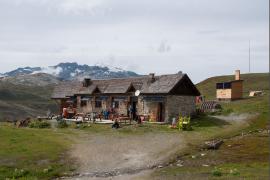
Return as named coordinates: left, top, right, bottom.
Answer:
left=0, top=62, right=140, bottom=119
left=0, top=62, right=139, bottom=81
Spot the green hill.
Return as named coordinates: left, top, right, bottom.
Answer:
left=196, top=73, right=269, bottom=100
left=0, top=82, right=57, bottom=121
left=196, top=72, right=269, bottom=130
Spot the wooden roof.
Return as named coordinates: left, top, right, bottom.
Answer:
left=51, top=73, right=200, bottom=99
left=51, top=81, right=81, bottom=99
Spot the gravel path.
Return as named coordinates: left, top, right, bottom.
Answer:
left=212, top=113, right=259, bottom=123
left=67, top=133, right=186, bottom=179
left=65, top=113, right=254, bottom=179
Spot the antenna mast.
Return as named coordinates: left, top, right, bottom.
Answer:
left=249, top=40, right=251, bottom=73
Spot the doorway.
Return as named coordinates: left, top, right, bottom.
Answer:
left=132, top=101, right=137, bottom=120
left=157, top=102, right=164, bottom=122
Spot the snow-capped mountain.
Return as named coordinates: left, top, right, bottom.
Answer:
left=2, top=62, right=139, bottom=80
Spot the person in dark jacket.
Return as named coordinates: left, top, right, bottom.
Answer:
left=112, top=119, right=120, bottom=129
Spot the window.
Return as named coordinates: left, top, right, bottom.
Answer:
left=81, top=100, right=87, bottom=107
left=112, top=101, right=119, bottom=108
left=216, top=82, right=231, bottom=89
left=95, top=100, right=102, bottom=108
left=223, top=82, right=231, bottom=89
left=216, top=83, right=223, bottom=89
left=80, top=97, right=90, bottom=107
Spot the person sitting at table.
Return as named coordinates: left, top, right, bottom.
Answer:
left=62, top=107, right=68, bottom=118
left=112, top=119, right=120, bottom=129
left=66, top=105, right=76, bottom=119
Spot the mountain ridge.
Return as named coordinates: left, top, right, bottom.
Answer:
left=2, top=62, right=139, bottom=81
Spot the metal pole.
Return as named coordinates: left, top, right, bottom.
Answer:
left=249, top=40, right=251, bottom=73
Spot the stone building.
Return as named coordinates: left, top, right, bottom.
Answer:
left=51, top=72, right=200, bottom=122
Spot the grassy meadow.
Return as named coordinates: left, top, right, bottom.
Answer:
left=0, top=81, right=57, bottom=121
left=0, top=72, right=268, bottom=179
left=0, top=124, right=77, bottom=179
left=151, top=72, right=269, bottom=179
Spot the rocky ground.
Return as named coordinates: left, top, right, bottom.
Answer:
left=67, top=133, right=186, bottom=179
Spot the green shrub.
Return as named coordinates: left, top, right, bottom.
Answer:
left=29, top=120, right=51, bottom=129
left=57, top=120, right=68, bottom=128
left=79, top=123, right=90, bottom=129
left=212, top=167, right=222, bottom=177
left=13, top=168, right=29, bottom=178
left=178, top=116, right=192, bottom=131
left=222, top=108, right=234, bottom=115
left=230, top=169, right=240, bottom=176
left=43, top=166, right=53, bottom=174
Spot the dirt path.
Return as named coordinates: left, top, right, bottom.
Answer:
left=212, top=113, right=258, bottom=123
left=65, top=113, right=253, bottom=179
left=67, top=132, right=186, bottom=179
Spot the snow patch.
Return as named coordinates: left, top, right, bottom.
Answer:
left=94, top=62, right=124, bottom=72
left=32, top=66, right=63, bottom=76
left=22, top=68, right=32, bottom=72
left=109, top=66, right=124, bottom=72
left=75, top=68, right=81, bottom=74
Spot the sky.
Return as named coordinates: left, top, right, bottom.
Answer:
left=0, top=0, right=268, bottom=83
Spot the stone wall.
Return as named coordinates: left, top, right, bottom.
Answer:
left=75, top=95, right=196, bottom=122
left=92, top=100, right=104, bottom=113
left=144, top=101, right=158, bottom=121
left=117, top=100, right=128, bottom=115
left=76, top=96, right=129, bottom=115
left=76, top=96, right=81, bottom=112
left=137, top=97, right=162, bottom=116
left=165, top=95, right=196, bottom=122
left=137, top=97, right=144, bottom=115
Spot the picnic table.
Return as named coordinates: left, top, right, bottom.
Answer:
left=116, top=115, right=131, bottom=124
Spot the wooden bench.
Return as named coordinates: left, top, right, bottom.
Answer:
left=116, top=115, right=131, bottom=124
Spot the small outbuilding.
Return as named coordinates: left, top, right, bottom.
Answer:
left=216, top=70, right=243, bottom=101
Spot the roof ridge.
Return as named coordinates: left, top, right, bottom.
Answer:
left=89, top=73, right=184, bottom=81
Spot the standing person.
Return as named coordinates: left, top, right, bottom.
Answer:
left=172, top=117, right=177, bottom=128
left=105, top=109, right=109, bottom=120
left=129, top=105, right=133, bottom=120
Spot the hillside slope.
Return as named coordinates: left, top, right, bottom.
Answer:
left=1, top=73, right=60, bottom=86
left=152, top=73, right=269, bottom=179
left=196, top=73, right=269, bottom=100
left=0, top=81, right=57, bottom=121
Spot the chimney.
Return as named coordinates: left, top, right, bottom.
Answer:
left=149, top=73, right=155, bottom=83
left=83, top=78, right=92, bottom=87
left=235, top=70, right=240, bottom=80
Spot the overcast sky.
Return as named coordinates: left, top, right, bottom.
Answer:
left=0, top=0, right=268, bottom=82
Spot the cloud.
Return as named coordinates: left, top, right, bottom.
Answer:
left=158, top=40, right=172, bottom=53
left=10, top=0, right=108, bottom=15
left=0, top=0, right=268, bottom=83
left=198, top=30, right=220, bottom=34
left=55, top=0, right=107, bottom=15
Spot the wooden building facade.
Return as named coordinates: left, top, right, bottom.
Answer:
left=216, top=70, right=244, bottom=101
